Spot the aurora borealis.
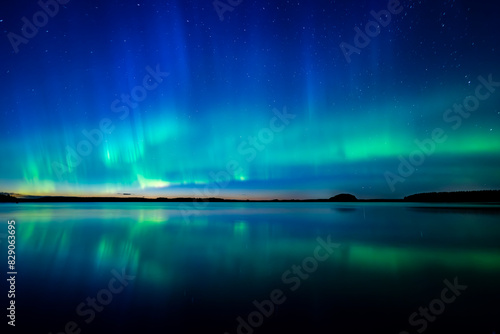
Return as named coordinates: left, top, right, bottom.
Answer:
left=1, top=0, right=499, bottom=199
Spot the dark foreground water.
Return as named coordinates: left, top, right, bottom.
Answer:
left=1, top=202, right=499, bottom=334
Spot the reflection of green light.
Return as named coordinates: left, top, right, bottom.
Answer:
left=23, top=223, right=35, bottom=240
left=60, top=231, right=69, bottom=248
left=96, top=238, right=108, bottom=265
left=142, top=260, right=171, bottom=285
left=137, top=209, right=169, bottom=224
left=347, top=244, right=500, bottom=272
left=234, top=220, right=248, bottom=235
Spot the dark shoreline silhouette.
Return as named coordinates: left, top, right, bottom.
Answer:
left=403, top=190, right=500, bottom=202
left=1, top=190, right=499, bottom=203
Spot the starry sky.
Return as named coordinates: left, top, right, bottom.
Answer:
left=0, top=0, right=499, bottom=199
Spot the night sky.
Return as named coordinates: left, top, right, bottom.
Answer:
left=0, top=0, right=499, bottom=199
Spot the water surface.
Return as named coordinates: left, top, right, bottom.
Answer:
left=1, top=202, right=499, bottom=333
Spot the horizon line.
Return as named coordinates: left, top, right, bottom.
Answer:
left=1, top=190, right=500, bottom=203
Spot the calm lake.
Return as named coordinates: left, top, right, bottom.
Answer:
left=1, top=202, right=499, bottom=333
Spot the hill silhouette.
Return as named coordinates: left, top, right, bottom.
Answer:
left=329, top=194, right=358, bottom=202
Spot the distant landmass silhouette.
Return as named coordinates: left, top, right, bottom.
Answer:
left=329, top=193, right=358, bottom=202
left=1, top=190, right=499, bottom=203
left=404, top=190, right=500, bottom=203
